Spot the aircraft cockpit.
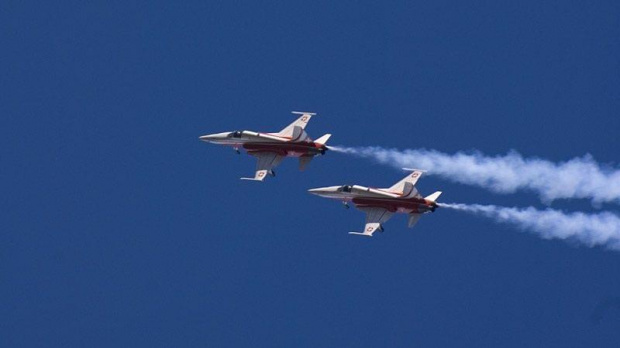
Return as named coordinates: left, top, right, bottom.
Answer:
left=338, top=185, right=353, bottom=193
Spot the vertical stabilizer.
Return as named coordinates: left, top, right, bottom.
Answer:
left=425, top=191, right=442, bottom=202
left=314, top=134, right=331, bottom=145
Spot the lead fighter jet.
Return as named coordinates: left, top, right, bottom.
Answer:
left=308, top=170, right=442, bottom=236
left=199, top=112, right=331, bottom=181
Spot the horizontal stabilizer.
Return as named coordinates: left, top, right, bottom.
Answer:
left=408, top=213, right=422, bottom=228
left=425, top=191, right=442, bottom=202
left=299, top=156, right=313, bottom=171
left=314, top=134, right=331, bottom=145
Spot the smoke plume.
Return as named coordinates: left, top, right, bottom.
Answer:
left=331, top=146, right=620, bottom=205
left=439, top=202, right=620, bottom=250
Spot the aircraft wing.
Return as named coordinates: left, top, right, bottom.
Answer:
left=277, top=111, right=315, bottom=137
left=241, top=152, right=285, bottom=181
left=349, top=207, right=394, bottom=236
left=388, top=169, right=425, bottom=196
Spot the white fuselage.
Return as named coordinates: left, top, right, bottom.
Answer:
left=308, top=185, right=436, bottom=214
left=199, top=130, right=325, bottom=157
left=200, top=130, right=290, bottom=145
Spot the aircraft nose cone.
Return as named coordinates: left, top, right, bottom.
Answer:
left=199, top=133, right=226, bottom=142
left=308, top=186, right=340, bottom=196
left=200, top=131, right=236, bottom=142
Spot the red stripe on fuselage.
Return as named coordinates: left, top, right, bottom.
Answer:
left=352, top=197, right=432, bottom=213
left=243, top=142, right=322, bottom=156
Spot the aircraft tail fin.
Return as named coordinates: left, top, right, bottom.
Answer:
left=314, top=134, right=331, bottom=145
left=425, top=191, right=442, bottom=202
left=277, top=111, right=315, bottom=137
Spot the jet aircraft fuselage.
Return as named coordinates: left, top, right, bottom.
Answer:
left=199, top=112, right=331, bottom=181
left=308, top=170, right=442, bottom=236
left=200, top=130, right=327, bottom=157
left=308, top=184, right=438, bottom=214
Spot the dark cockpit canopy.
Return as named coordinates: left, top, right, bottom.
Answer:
left=229, top=131, right=243, bottom=138
left=338, top=185, right=352, bottom=193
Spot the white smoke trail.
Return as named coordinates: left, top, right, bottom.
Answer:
left=330, top=146, right=620, bottom=204
left=438, top=202, right=620, bottom=250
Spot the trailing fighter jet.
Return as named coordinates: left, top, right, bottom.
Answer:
left=308, top=169, right=442, bottom=236
left=199, top=112, right=331, bottom=181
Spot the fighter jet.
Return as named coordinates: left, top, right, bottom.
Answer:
left=308, top=169, right=442, bottom=236
left=199, top=112, right=331, bottom=181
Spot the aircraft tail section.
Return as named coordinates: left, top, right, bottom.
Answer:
left=299, top=156, right=313, bottom=171
left=425, top=191, right=442, bottom=202
left=314, top=134, right=331, bottom=145
left=407, top=213, right=422, bottom=228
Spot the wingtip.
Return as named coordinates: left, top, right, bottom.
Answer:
left=240, top=177, right=264, bottom=181
left=348, top=232, right=372, bottom=237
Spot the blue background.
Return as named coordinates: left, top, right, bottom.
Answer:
left=2, top=1, right=620, bottom=347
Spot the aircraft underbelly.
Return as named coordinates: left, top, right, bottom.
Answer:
left=243, top=142, right=319, bottom=157
left=352, top=197, right=430, bottom=213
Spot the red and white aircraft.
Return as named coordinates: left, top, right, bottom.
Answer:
left=308, top=170, right=442, bottom=236
left=199, top=111, right=331, bottom=181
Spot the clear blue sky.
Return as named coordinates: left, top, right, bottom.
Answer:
left=2, top=1, right=620, bottom=347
